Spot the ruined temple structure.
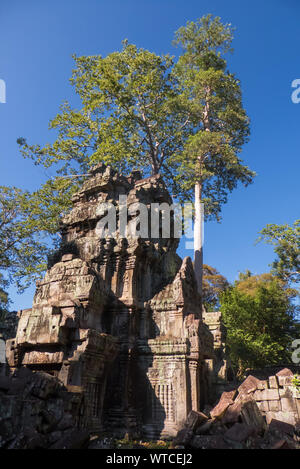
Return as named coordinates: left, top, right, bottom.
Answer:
left=202, top=311, right=235, bottom=401
left=6, top=164, right=215, bottom=439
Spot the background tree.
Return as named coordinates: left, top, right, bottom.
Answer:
left=220, top=271, right=297, bottom=377
left=173, top=15, right=255, bottom=296
left=0, top=186, right=48, bottom=291
left=0, top=273, right=9, bottom=322
left=202, top=264, right=229, bottom=311
left=257, top=220, right=300, bottom=285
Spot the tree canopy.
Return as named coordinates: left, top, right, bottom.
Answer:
left=17, top=16, right=255, bottom=241
left=257, top=220, right=300, bottom=286
left=220, top=271, right=297, bottom=376
left=173, top=15, right=255, bottom=219
left=3, top=15, right=254, bottom=296
left=202, top=264, right=229, bottom=311
left=29, top=41, right=184, bottom=177
left=17, top=41, right=190, bottom=223
left=172, top=15, right=254, bottom=296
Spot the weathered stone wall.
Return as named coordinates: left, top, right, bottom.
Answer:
left=6, top=164, right=215, bottom=439
left=245, top=364, right=300, bottom=380
left=173, top=368, right=300, bottom=449
left=214, top=368, right=300, bottom=427
left=0, top=368, right=89, bottom=449
left=202, top=311, right=235, bottom=402
left=250, top=369, right=300, bottom=425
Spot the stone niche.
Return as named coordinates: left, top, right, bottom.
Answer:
left=6, top=164, right=214, bottom=438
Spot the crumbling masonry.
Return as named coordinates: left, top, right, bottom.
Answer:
left=6, top=164, right=220, bottom=438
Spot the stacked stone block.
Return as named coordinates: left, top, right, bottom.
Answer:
left=6, top=164, right=215, bottom=439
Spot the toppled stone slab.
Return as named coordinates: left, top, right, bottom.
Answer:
left=185, top=410, right=208, bottom=431
left=276, top=369, right=294, bottom=387
left=269, top=419, right=295, bottom=437
left=195, top=419, right=214, bottom=435
left=238, top=375, right=261, bottom=396
left=271, top=439, right=295, bottom=450
left=222, top=400, right=243, bottom=425
left=172, top=428, right=194, bottom=447
left=210, top=390, right=236, bottom=419
left=276, top=368, right=294, bottom=377
left=190, top=435, right=228, bottom=449
left=224, top=423, right=256, bottom=443
left=240, top=400, right=266, bottom=432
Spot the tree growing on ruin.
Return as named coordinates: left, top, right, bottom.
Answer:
left=173, top=15, right=255, bottom=296
left=16, top=16, right=255, bottom=295
left=17, top=42, right=190, bottom=238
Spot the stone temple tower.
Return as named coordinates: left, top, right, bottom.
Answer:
left=6, top=164, right=214, bottom=438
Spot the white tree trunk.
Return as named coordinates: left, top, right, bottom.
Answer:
left=194, top=181, right=203, bottom=297
left=194, top=87, right=210, bottom=300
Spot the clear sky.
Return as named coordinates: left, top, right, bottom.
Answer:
left=0, top=0, right=299, bottom=310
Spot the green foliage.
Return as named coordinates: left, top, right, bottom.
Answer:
left=0, top=273, right=9, bottom=321
left=292, top=375, right=300, bottom=392
left=202, top=264, right=229, bottom=310
left=70, top=42, right=189, bottom=179
left=17, top=15, right=255, bottom=233
left=173, top=14, right=234, bottom=56
left=220, top=272, right=296, bottom=377
left=236, top=272, right=290, bottom=296
left=257, top=220, right=300, bottom=285
left=18, top=41, right=191, bottom=216
left=173, top=15, right=255, bottom=219
left=11, top=15, right=256, bottom=290
left=0, top=186, right=49, bottom=291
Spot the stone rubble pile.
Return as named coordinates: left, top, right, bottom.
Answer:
left=173, top=368, right=300, bottom=449
left=0, top=368, right=89, bottom=449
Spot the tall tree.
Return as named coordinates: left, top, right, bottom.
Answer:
left=16, top=18, right=255, bottom=298
left=173, top=15, right=255, bottom=297
left=257, top=220, right=300, bottom=285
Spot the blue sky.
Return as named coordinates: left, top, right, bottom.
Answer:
left=0, top=0, right=299, bottom=309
